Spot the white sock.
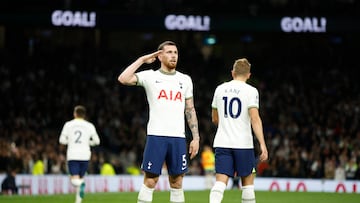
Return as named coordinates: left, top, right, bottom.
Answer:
left=137, top=184, right=154, bottom=203
left=75, top=186, right=82, bottom=203
left=71, top=179, right=84, bottom=203
left=170, top=187, right=185, bottom=203
left=241, top=185, right=255, bottom=203
left=209, top=181, right=226, bottom=203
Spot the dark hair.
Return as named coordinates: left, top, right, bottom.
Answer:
left=157, top=41, right=177, bottom=50
left=74, top=105, right=86, bottom=118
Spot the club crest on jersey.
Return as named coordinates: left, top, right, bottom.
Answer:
left=147, top=161, right=152, bottom=170
left=158, top=89, right=182, bottom=101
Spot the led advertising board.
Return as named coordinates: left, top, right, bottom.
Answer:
left=0, top=11, right=359, bottom=33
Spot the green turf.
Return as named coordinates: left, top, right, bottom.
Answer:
left=1, top=190, right=359, bottom=203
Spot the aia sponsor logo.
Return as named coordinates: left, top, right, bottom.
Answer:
left=157, top=90, right=182, bottom=101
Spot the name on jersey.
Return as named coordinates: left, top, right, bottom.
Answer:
left=158, top=90, right=182, bottom=101
left=225, top=88, right=240, bottom=94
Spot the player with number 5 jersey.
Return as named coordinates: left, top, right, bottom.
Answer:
left=118, top=41, right=200, bottom=203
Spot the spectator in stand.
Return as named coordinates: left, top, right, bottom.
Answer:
left=201, top=145, right=215, bottom=189
left=188, top=159, right=202, bottom=176
left=32, top=153, right=45, bottom=175
left=334, top=163, right=346, bottom=181
left=100, top=162, right=116, bottom=176
left=324, top=157, right=336, bottom=179
left=345, top=157, right=358, bottom=180
left=1, top=169, right=18, bottom=195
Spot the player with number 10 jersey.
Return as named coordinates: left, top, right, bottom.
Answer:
left=211, top=80, right=259, bottom=149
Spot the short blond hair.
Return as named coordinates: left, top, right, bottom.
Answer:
left=233, top=58, right=251, bottom=76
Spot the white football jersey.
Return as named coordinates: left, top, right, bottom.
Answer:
left=211, top=80, right=259, bottom=149
left=59, top=118, right=100, bottom=160
left=136, top=69, right=193, bottom=137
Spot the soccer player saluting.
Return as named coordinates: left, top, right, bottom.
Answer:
left=59, top=105, right=100, bottom=203
left=118, top=40, right=200, bottom=203
left=209, top=58, right=268, bottom=203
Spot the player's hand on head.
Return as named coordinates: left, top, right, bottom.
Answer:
left=142, top=50, right=163, bottom=64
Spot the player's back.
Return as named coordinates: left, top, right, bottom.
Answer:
left=60, top=119, right=98, bottom=160
left=212, top=80, right=258, bottom=149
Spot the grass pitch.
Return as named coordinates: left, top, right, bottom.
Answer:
left=1, top=190, right=359, bottom=203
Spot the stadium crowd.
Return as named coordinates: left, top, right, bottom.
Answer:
left=0, top=29, right=359, bottom=181
left=7, top=0, right=359, bottom=17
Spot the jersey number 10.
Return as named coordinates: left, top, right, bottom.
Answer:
left=222, top=96, right=241, bottom=118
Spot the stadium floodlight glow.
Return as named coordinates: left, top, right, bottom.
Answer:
left=203, top=35, right=216, bottom=45
left=165, top=14, right=210, bottom=31
left=281, top=17, right=327, bottom=33
left=51, top=10, right=96, bottom=28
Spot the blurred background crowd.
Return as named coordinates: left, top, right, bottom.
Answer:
left=0, top=0, right=359, bottom=181
left=2, top=0, right=359, bottom=16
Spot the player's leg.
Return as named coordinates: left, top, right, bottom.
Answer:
left=241, top=174, right=256, bottom=203
left=209, top=148, right=234, bottom=203
left=138, top=172, right=159, bottom=203
left=234, top=149, right=256, bottom=203
left=168, top=174, right=185, bottom=203
left=166, top=137, right=187, bottom=203
left=210, top=173, right=228, bottom=203
left=77, top=161, right=89, bottom=199
left=138, top=135, right=167, bottom=203
left=68, top=160, right=86, bottom=203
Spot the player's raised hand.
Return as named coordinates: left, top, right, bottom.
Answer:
left=141, top=50, right=163, bottom=64
left=118, top=50, right=163, bottom=86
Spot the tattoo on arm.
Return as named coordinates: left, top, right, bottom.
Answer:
left=185, top=99, right=200, bottom=140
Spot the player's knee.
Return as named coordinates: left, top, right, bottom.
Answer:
left=168, top=174, right=184, bottom=189
left=71, top=178, right=83, bottom=187
left=143, top=177, right=158, bottom=188
left=242, top=185, right=255, bottom=203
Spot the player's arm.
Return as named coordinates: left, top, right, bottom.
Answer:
left=59, top=133, right=68, bottom=145
left=118, top=50, right=163, bottom=86
left=211, top=108, right=218, bottom=126
left=185, top=97, right=200, bottom=159
left=90, top=128, right=101, bottom=146
left=59, top=125, right=68, bottom=145
left=249, top=107, right=268, bottom=162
